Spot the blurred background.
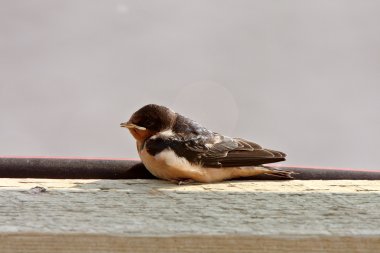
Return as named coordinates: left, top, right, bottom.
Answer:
left=0, top=0, right=379, bottom=169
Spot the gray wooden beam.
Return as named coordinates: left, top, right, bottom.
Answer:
left=0, top=179, right=379, bottom=252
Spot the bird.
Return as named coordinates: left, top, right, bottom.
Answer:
left=120, top=104, right=293, bottom=183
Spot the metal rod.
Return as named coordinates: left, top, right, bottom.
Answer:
left=0, top=157, right=379, bottom=180
left=0, top=157, right=154, bottom=179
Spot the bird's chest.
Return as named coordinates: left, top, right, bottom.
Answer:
left=138, top=142, right=201, bottom=180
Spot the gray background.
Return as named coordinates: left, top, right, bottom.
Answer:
left=1, top=0, right=379, bottom=169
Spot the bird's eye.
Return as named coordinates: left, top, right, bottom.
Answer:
left=143, top=120, right=153, bottom=128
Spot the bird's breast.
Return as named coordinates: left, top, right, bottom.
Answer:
left=139, top=146, right=204, bottom=181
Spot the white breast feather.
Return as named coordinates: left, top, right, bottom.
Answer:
left=154, top=149, right=202, bottom=174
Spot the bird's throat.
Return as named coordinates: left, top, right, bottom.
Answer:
left=129, top=128, right=155, bottom=143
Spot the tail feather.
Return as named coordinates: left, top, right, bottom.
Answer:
left=262, top=166, right=294, bottom=179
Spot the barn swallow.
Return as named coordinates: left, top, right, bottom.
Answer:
left=121, top=104, right=292, bottom=183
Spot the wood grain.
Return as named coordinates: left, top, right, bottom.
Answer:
left=0, top=179, right=379, bottom=252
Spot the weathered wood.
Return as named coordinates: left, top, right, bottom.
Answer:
left=0, top=179, right=379, bottom=252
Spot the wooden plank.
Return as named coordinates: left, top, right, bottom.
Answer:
left=0, top=179, right=379, bottom=252
left=1, top=234, right=379, bottom=253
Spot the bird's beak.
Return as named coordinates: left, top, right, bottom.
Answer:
left=120, top=122, right=146, bottom=130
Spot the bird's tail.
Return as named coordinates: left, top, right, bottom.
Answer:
left=261, top=166, right=295, bottom=179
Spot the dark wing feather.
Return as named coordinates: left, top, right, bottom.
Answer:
left=145, top=113, right=286, bottom=168
left=198, top=136, right=286, bottom=168
left=145, top=131, right=286, bottom=168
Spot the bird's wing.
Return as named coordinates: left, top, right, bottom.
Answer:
left=188, top=135, right=286, bottom=168
left=145, top=133, right=286, bottom=168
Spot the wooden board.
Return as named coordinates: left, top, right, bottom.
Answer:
left=0, top=179, right=379, bottom=252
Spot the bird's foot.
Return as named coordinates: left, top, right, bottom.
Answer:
left=169, top=179, right=195, bottom=185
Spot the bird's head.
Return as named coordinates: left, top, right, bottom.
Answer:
left=120, top=104, right=176, bottom=142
